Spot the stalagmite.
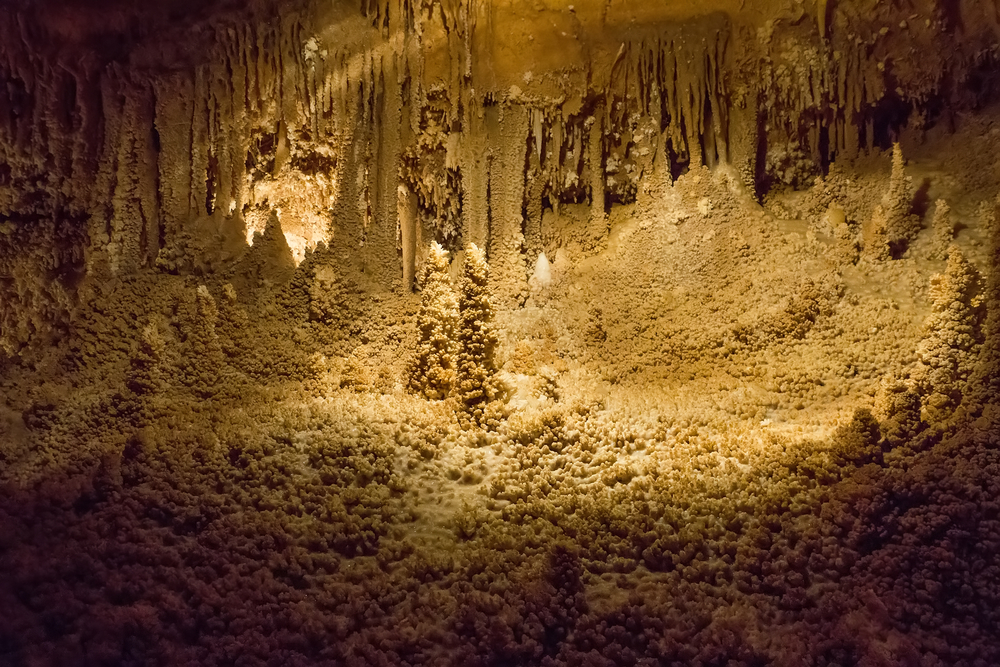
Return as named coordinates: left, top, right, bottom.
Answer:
left=530, top=251, right=551, bottom=289
left=931, top=199, right=955, bottom=260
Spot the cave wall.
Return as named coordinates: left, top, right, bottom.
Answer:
left=2, top=0, right=1000, bottom=355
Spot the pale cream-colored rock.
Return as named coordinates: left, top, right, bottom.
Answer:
left=0, top=1, right=999, bottom=664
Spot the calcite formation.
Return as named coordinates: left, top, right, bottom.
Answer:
left=2, top=0, right=1000, bottom=665
left=3, top=0, right=1000, bottom=350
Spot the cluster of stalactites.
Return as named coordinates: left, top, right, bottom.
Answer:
left=521, top=16, right=732, bottom=210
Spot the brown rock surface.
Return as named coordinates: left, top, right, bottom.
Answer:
left=2, top=1, right=1000, bottom=665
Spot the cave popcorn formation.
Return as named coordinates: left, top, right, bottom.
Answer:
left=1, top=0, right=1000, bottom=665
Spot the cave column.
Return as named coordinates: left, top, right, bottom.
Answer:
left=486, top=104, right=529, bottom=305
left=399, top=183, right=417, bottom=291
left=461, top=103, right=490, bottom=249
left=154, top=72, right=195, bottom=251
left=729, top=98, right=762, bottom=196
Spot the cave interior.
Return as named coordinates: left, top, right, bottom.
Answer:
left=2, top=0, right=1000, bottom=665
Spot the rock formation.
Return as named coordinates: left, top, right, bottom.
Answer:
left=408, top=241, right=458, bottom=399
left=1, top=1, right=1000, bottom=665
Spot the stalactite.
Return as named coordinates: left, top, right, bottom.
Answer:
left=523, top=155, right=545, bottom=271
left=190, top=65, right=210, bottom=219
left=155, top=72, right=194, bottom=244
left=364, top=52, right=404, bottom=288
left=4, top=0, right=1000, bottom=356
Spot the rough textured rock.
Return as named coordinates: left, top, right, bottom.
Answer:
left=2, top=1, right=1000, bottom=665
left=4, top=0, right=1000, bottom=350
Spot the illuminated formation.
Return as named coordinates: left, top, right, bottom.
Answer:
left=407, top=241, right=501, bottom=424
left=408, top=241, right=459, bottom=399
left=455, top=243, right=502, bottom=427
left=930, top=200, right=955, bottom=260
left=1, top=1, right=1000, bottom=665
left=884, top=143, right=920, bottom=258
left=864, top=143, right=918, bottom=261
left=911, top=246, right=984, bottom=423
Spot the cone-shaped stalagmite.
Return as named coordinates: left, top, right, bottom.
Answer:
left=178, top=285, right=226, bottom=399
left=864, top=143, right=919, bottom=260
left=408, top=242, right=459, bottom=399
left=911, top=246, right=984, bottom=422
left=455, top=243, right=501, bottom=426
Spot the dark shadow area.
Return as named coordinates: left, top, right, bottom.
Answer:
left=912, top=176, right=932, bottom=218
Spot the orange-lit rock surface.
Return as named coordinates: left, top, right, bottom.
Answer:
left=2, top=0, right=1000, bottom=664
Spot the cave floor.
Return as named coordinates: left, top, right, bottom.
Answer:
left=2, top=112, right=1000, bottom=666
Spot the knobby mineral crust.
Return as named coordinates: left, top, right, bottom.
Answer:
left=2, top=1, right=1000, bottom=665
